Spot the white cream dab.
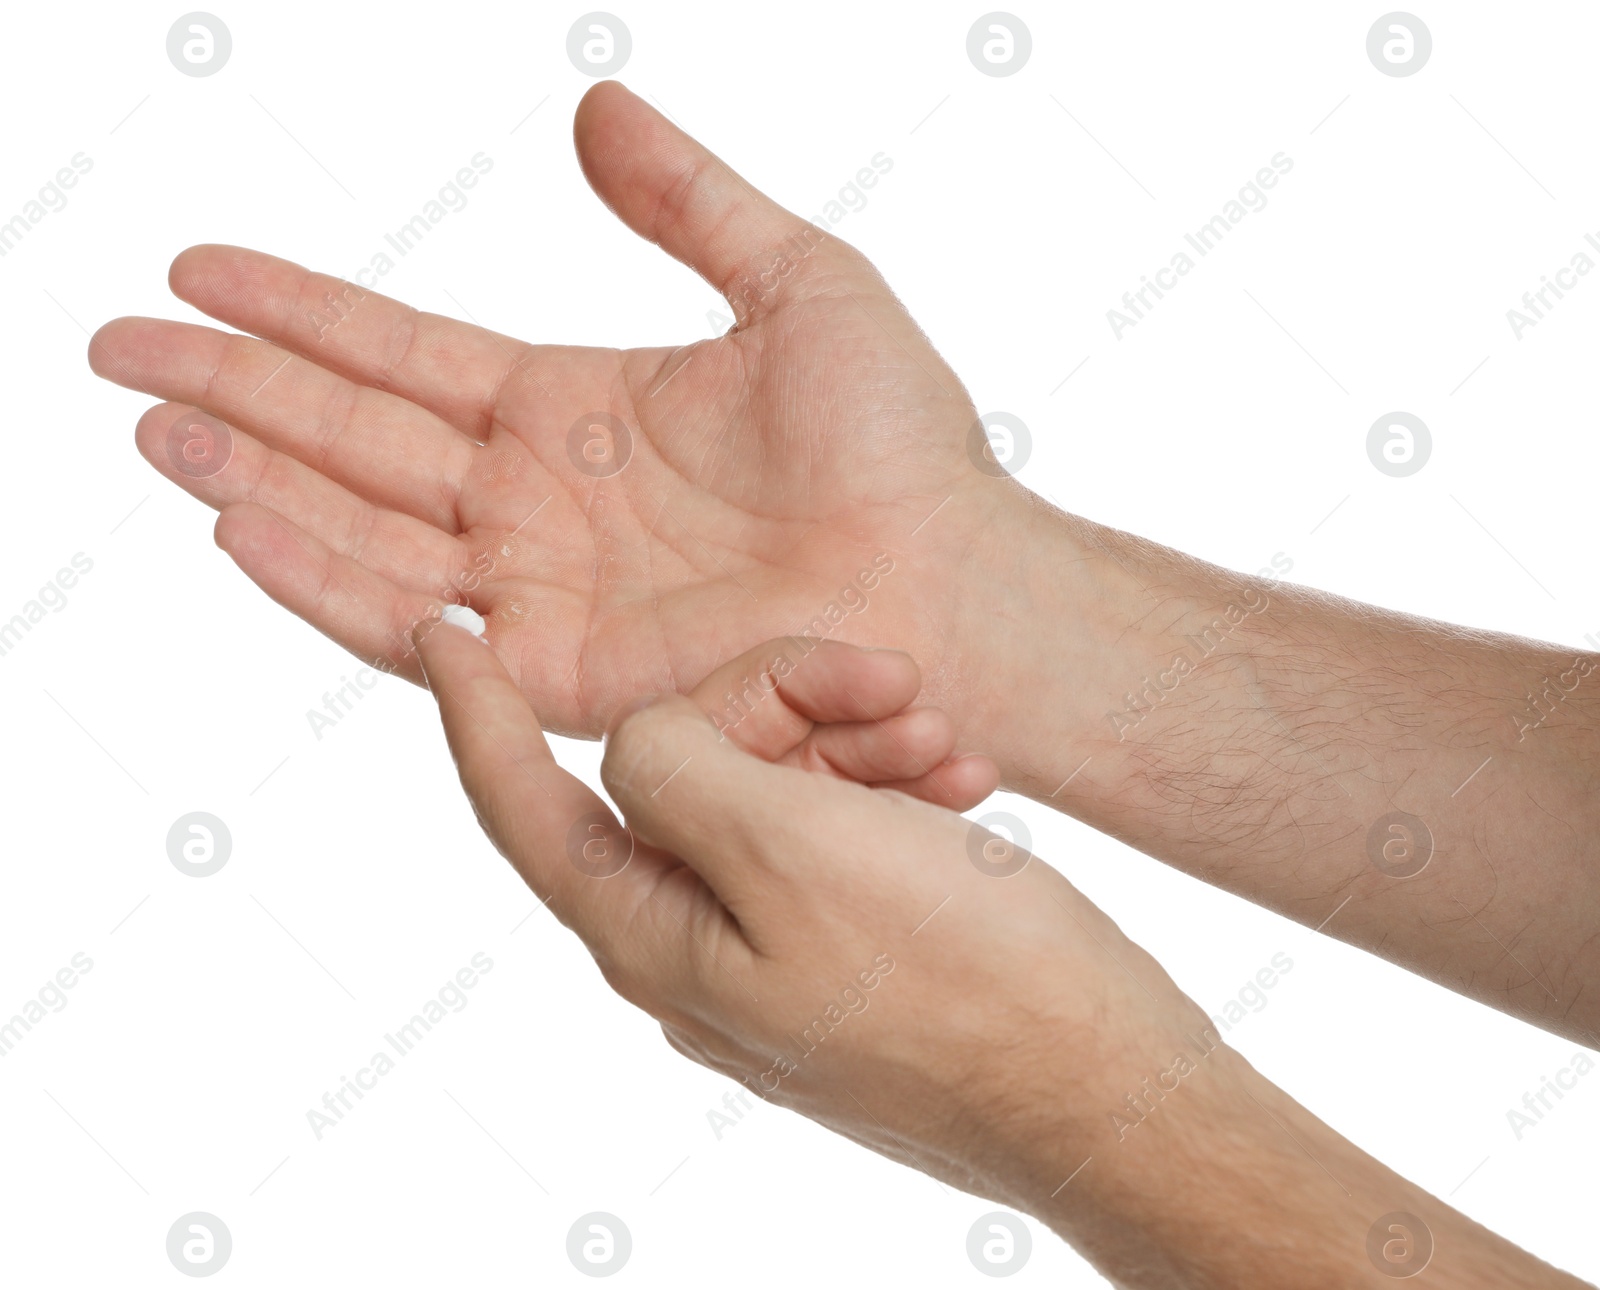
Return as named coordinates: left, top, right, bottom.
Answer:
left=441, top=603, right=486, bottom=636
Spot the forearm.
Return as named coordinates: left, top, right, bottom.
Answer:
left=953, top=493, right=1600, bottom=1041
left=1000, top=1032, right=1588, bottom=1288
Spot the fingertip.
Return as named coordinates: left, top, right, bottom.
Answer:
left=212, top=501, right=256, bottom=552
left=855, top=644, right=921, bottom=702
left=575, top=78, right=635, bottom=127
left=573, top=79, right=648, bottom=180
left=605, top=691, right=667, bottom=739
left=948, top=753, right=1002, bottom=809
left=133, top=400, right=182, bottom=464
left=776, top=638, right=923, bottom=724
left=168, top=244, right=205, bottom=294
left=213, top=501, right=289, bottom=566
left=882, top=705, right=956, bottom=766
left=600, top=693, right=722, bottom=809
left=168, top=243, right=243, bottom=299
left=86, top=318, right=120, bottom=370
left=881, top=753, right=999, bottom=812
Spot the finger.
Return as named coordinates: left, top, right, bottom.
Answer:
left=798, top=711, right=1002, bottom=809
left=690, top=638, right=922, bottom=761
left=601, top=695, right=793, bottom=914
left=414, top=617, right=678, bottom=959
left=874, top=754, right=1001, bottom=812
left=762, top=642, right=922, bottom=725
left=213, top=501, right=457, bottom=682
left=135, top=402, right=469, bottom=596
left=574, top=81, right=867, bottom=323
left=165, top=243, right=552, bottom=440
left=798, top=708, right=956, bottom=783
left=91, top=316, right=476, bottom=530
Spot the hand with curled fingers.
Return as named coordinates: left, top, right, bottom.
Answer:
left=416, top=623, right=1583, bottom=1289
left=412, top=622, right=1213, bottom=1244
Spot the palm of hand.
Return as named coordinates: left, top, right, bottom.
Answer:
left=474, top=281, right=982, bottom=735
left=90, top=82, right=997, bottom=738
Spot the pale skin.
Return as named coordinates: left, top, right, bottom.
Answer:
left=417, top=624, right=1585, bottom=1288
left=90, top=80, right=1596, bottom=1286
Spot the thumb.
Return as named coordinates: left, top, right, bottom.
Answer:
left=600, top=694, right=803, bottom=911
left=573, top=80, right=869, bottom=325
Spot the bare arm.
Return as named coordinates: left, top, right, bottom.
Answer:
left=416, top=620, right=1590, bottom=1288
left=954, top=494, right=1600, bottom=1045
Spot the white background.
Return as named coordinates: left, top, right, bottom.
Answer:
left=2, top=1, right=1596, bottom=1284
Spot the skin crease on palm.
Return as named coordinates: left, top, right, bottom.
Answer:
left=88, top=79, right=1017, bottom=751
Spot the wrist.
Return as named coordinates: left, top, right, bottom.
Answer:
left=944, top=491, right=1150, bottom=797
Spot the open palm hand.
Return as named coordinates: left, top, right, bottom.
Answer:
left=90, top=82, right=1016, bottom=741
